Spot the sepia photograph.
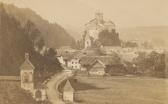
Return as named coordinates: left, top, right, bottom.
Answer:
left=0, top=0, right=167, bottom=104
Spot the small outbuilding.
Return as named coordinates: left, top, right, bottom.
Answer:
left=89, top=60, right=106, bottom=76
left=63, top=80, right=74, bottom=102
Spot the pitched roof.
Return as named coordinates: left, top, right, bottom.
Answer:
left=80, top=56, right=119, bottom=66
left=92, top=60, right=105, bottom=68
left=63, top=80, right=74, bottom=92
left=61, top=51, right=85, bottom=61
left=20, top=56, right=35, bottom=70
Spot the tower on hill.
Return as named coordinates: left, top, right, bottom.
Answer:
left=83, top=11, right=119, bottom=49
left=95, top=10, right=104, bottom=24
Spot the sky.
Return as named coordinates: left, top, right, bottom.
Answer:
left=0, top=0, right=167, bottom=29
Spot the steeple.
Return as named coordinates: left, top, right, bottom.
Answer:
left=20, top=53, right=35, bottom=70
left=95, top=10, right=103, bottom=24
left=25, top=53, right=30, bottom=60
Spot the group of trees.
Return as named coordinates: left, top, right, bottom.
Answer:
left=133, top=51, right=166, bottom=77
left=77, top=29, right=121, bottom=49
left=0, top=3, right=62, bottom=80
left=104, top=51, right=166, bottom=78
left=98, top=30, right=121, bottom=47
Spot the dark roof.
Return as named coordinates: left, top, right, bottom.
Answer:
left=20, top=58, right=35, bottom=70
left=80, top=56, right=119, bottom=66
left=61, top=51, right=85, bottom=61
left=63, top=80, right=74, bottom=92
left=92, top=60, right=105, bottom=68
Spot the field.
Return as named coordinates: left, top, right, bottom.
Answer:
left=73, top=76, right=168, bottom=104
left=0, top=81, right=36, bottom=104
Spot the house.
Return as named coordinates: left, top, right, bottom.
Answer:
left=89, top=60, right=106, bottom=76
left=60, top=51, right=82, bottom=70
left=62, top=79, right=75, bottom=102
left=67, top=58, right=81, bottom=70
left=80, top=56, right=121, bottom=75
left=57, top=55, right=66, bottom=65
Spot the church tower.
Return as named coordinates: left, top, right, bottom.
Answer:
left=95, top=10, right=104, bottom=24
left=20, top=53, right=34, bottom=91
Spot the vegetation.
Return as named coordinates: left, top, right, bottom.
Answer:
left=74, top=76, right=167, bottom=104
left=123, top=41, right=138, bottom=48
left=98, top=30, right=121, bottom=46
left=0, top=81, right=36, bottom=104
left=0, top=3, right=62, bottom=80
left=4, top=3, right=76, bottom=48
left=133, top=51, right=166, bottom=77
left=102, top=51, right=166, bottom=78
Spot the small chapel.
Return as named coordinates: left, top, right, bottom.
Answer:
left=62, top=79, right=75, bottom=102
left=20, top=53, right=47, bottom=101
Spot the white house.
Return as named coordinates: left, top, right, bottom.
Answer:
left=67, top=58, right=81, bottom=70
left=57, top=55, right=66, bottom=65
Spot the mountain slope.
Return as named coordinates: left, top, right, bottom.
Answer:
left=3, top=3, right=76, bottom=48
left=0, top=3, right=62, bottom=78
left=118, top=26, right=168, bottom=47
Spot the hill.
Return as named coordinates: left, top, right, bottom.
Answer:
left=118, top=26, right=168, bottom=48
left=3, top=3, right=76, bottom=48
left=0, top=3, right=62, bottom=79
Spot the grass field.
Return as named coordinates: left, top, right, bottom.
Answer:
left=0, top=81, right=37, bottom=104
left=73, top=76, right=168, bottom=104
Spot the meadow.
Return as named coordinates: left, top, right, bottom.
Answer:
left=73, top=76, right=168, bottom=104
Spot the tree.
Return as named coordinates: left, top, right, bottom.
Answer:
left=133, top=51, right=166, bottom=77
left=98, top=30, right=121, bottom=46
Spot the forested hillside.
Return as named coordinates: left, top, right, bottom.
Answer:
left=3, top=3, right=76, bottom=48
left=0, top=3, right=62, bottom=78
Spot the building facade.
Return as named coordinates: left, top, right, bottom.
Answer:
left=67, top=58, right=81, bottom=70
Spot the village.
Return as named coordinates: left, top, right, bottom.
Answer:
left=0, top=3, right=168, bottom=104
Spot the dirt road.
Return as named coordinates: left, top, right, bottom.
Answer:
left=46, top=72, right=68, bottom=104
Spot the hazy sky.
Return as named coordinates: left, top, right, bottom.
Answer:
left=1, top=0, right=168, bottom=28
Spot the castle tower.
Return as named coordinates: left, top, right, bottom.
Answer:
left=20, top=53, right=34, bottom=91
left=95, top=10, right=103, bottom=24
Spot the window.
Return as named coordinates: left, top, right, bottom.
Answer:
left=23, top=72, right=29, bottom=82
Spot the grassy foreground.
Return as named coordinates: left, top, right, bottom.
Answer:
left=0, top=81, right=36, bottom=104
left=73, top=76, right=168, bottom=104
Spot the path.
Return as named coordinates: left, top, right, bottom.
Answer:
left=46, top=71, right=68, bottom=104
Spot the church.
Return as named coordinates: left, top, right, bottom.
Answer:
left=20, top=53, right=47, bottom=101
left=83, top=10, right=117, bottom=49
